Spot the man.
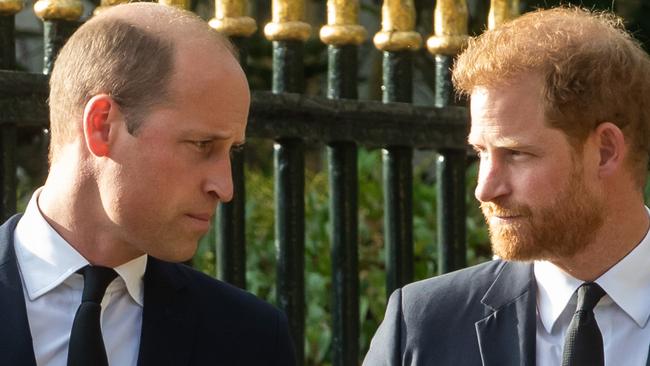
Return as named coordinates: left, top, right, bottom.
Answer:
left=0, top=3, right=295, bottom=366
left=364, top=7, right=650, bottom=366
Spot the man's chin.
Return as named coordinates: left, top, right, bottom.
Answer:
left=489, top=232, right=552, bottom=262
left=490, top=231, right=589, bottom=262
left=149, top=242, right=199, bottom=263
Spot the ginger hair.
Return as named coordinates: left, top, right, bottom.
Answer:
left=453, top=7, right=650, bottom=187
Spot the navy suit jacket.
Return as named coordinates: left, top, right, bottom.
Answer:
left=363, top=260, right=537, bottom=366
left=0, top=215, right=296, bottom=366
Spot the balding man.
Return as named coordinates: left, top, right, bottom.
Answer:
left=0, top=3, right=295, bottom=366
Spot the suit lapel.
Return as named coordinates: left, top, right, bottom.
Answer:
left=475, top=261, right=536, bottom=366
left=138, top=257, right=197, bottom=366
left=0, top=215, right=37, bottom=366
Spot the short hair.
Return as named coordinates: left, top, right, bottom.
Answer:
left=48, top=19, right=173, bottom=162
left=453, top=7, right=650, bottom=188
left=48, top=3, right=237, bottom=162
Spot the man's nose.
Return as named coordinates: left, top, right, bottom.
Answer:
left=204, top=157, right=234, bottom=202
left=474, top=157, right=510, bottom=203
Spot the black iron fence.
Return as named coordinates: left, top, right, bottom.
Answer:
left=0, top=0, right=523, bottom=365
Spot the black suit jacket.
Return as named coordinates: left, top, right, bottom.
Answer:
left=363, top=260, right=537, bottom=366
left=0, top=215, right=296, bottom=366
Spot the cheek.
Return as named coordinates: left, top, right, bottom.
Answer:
left=135, top=149, right=187, bottom=184
left=111, top=158, right=175, bottom=212
left=117, top=146, right=205, bottom=209
left=139, top=156, right=205, bottom=206
left=513, top=168, right=568, bottom=203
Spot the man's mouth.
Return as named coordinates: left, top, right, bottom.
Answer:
left=494, top=214, right=521, bottom=219
left=187, top=213, right=212, bottom=222
left=489, top=214, right=525, bottom=225
left=481, top=202, right=530, bottom=222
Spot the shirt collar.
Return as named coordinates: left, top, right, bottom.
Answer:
left=13, top=189, right=146, bottom=306
left=535, top=207, right=650, bottom=332
left=114, top=255, right=147, bottom=306
left=534, top=260, right=582, bottom=333
left=597, top=211, right=650, bottom=328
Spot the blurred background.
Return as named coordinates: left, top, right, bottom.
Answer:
left=11, top=0, right=650, bottom=364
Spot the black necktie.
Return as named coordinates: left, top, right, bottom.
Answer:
left=561, top=282, right=607, bottom=366
left=67, top=265, right=117, bottom=366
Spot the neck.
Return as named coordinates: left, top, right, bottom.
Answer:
left=552, top=199, right=649, bottom=282
left=38, top=158, right=144, bottom=267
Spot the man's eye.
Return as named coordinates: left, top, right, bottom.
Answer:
left=192, top=140, right=212, bottom=151
left=505, top=149, right=530, bottom=161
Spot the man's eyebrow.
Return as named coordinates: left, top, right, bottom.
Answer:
left=467, top=134, right=536, bottom=150
left=180, top=129, right=236, bottom=141
left=494, top=138, right=537, bottom=150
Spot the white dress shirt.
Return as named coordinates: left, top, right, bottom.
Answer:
left=535, top=213, right=650, bottom=366
left=13, top=190, right=147, bottom=366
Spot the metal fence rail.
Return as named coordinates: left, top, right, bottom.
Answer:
left=0, top=0, right=513, bottom=364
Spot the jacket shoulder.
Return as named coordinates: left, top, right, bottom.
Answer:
left=396, top=260, right=507, bottom=326
left=402, top=259, right=508, bottom=303
left=0, top=215, right=22, bottom=262
left=367, top=260, right=527, bottom=365
left=146, top=260, right=296, bottom=366
left=177, top=264, right=281, bottom=317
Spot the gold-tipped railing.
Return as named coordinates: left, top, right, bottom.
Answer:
left=33, top=0, right=82, bottom=21
left=0, top=0, right=22, bottom=16
left=210, top=0, right=257, bottom=37
left=320, top=0, right=366, bottom=46
left=427, top=0, right=468, bottom=56
left=373, top=0, right=422, bottom=51
left=264, top=0, right=311, bottom=42
left=93, top=0, right=129, bottom=15
left=158, top=0, right=191, bottom=11
left=489, top=0, right=520, bottom=29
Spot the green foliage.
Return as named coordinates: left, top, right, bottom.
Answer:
left=197, top=150, right=650, bottom=366
left=196, top=147, right=492, bottom=365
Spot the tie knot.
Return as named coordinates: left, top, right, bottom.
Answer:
left=79, top=265, right=117, bottom=303
left=576, top=282, right=606, bottom=312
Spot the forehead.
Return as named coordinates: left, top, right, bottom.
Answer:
left=468, top=76, right=551, bottom=147
left=165, top=42, right=249, bottom=135
left=137, top=47, right=250, bottom=144
left=171, top=38, right=240, bottom=89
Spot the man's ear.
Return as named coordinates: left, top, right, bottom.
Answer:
left=595, top=122, right=626, bottom=178
left=82, top=94, right=120, bottom=157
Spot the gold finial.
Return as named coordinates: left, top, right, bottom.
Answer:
left=0, top=0, right=23, bottom=15
left=158, top=0, right=191, bottom=11
left=488, top=0, right=519, bottom=29
left=264, top=0, right=311, bottom=42
left=33, top=0, right=82, bottom=20
left=209, top=0, right=257, bottom=37
left=93, top=0, right=129, bottom=15
left=373, top=0, right=422, bottom=52
left=320, top=0, right=366, bottom=46
left=426, top=0, right=468, bottom=56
